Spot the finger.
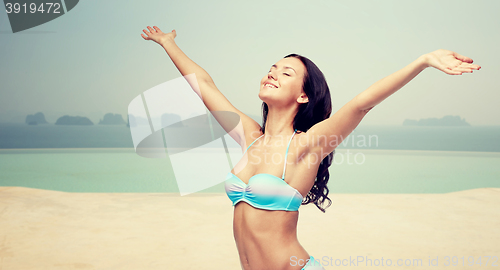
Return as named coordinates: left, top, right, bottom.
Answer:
left=460, top=62, right=481, bottom=70
left=153, top=26, right=162, bottom=33
left=440, top=64, right=462, bottom=75
left=141, top=34, right=150, bottom=40
left=453, top=67, right=473, bottom=73
left=453, top=52, right=473, bottom=63
left=143, top=29, right=151, bottom=37
left=446, top=70, right=463, bottom=75
left=147, top=26, right=156, bottom=33
left=465, top=63, right=481, bottom=70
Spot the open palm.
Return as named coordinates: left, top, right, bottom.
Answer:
left=426, top=49, right=481, bottom=75
left=141, top=26, right=176, bottom=46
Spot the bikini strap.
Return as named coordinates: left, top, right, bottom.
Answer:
left=243, top=134, right=264, bottom=154
left=282, top=129, right=297, bottom=180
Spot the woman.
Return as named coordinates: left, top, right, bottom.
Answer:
left=141, top=26, right=481, bottom=270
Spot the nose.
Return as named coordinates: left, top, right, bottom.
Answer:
left=268, top=70, right=276, bottom=80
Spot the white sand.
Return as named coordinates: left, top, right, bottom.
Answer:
left=0, top=187, right=499, bottom=270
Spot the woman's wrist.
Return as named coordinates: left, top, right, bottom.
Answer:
left=160, top=37, right=176, bottom=48
left=417, top=54, right=430, bottom=69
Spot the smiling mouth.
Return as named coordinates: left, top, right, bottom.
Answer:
left=264, top=83, right=278, bottom=89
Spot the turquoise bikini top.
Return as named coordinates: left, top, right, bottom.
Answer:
left=224, top=129, right=303, bottom=211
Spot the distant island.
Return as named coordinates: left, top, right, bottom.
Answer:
left=25, top=112, right=48, bottom=125
left=127, top=114, right=149, bottom=128
left=403, top=115, right=471, bottom=126
left=55, top=115, right=93, bottom=125
left=99, top=113, right=126, bottom=125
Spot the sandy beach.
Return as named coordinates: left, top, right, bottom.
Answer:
left=0, top=187, right=499, bottom=270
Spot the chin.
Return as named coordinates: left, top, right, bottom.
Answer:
left=258, top=90, right=270, bottom=102
left=257, top=91, right=266, bottom=101
left=258, top=92, right=278, bottom=105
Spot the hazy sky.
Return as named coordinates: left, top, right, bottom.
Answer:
left=0, top=0, right=498, bottom=125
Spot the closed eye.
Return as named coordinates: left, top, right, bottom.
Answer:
left=268, top=70, right=291, bottom=76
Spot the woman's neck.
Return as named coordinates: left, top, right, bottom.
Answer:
left=264, top=105, right=296, bottom=138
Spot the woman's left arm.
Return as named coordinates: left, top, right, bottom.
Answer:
left=355, top=49, right=481, bottom=111
left=306, top=49, right=481, bottom=159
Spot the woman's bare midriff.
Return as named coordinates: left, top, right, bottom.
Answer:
left=233, top=201, right=310, bottom=270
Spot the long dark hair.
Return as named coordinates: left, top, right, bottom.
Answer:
left=261, top=53, right=334, bottom=213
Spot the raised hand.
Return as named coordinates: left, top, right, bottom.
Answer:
left=424, top=49, right=481, bottom=75
left=141, top=26, right=176, bottom=46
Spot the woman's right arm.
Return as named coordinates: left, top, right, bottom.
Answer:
left=141, top=26, right=262, bottom=148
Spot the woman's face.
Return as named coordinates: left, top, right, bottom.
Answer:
left=259, top=57, right=308, bottom=105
